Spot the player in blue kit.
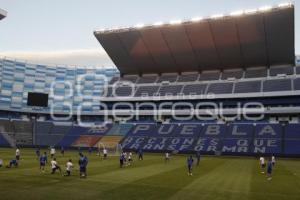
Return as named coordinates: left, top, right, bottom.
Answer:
left=267, top=158, right=273, bottom=181
left=40, top=152, right=48, bottom=172
left=61, top=146, right=65, bottom=156
left=119, top=153, right=125, bottom=168
left=36, top=148, right=40, bottom=160
left=88, top=147, right=92, bottom=155
left=78, top=153, right=88, bottom=178
left=187, top=155, right=194, bottom=176
left=138, top=148, right=143, bottom=160
left=6, top=159, right=18, bottom=168
left=195, top=151, right=201, bottom=166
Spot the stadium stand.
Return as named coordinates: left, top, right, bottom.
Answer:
left=234, top=81, right=262, bottom=93
left=1, top=3, right=300, bottom=158
left=119, top=123, right=290, bottom=154
left=199, top=71, right=220, bottom=81
left=137, top=75, right=158, bottom=84
left=182, top=84, right=207, bottom=95
left=269, top=65, right=294, bottom=76
left=206, top=82, right=234, bottom=94
left=0, top=58, right=118, bottom=113
left=244, top=67, right=268, bottom=78
left=135, top=85, right=160, bottom=97
left=177, top=73, right=199, bottom=82
left=263, top=79, right=292, bottom=92
left=91, top=4, right=300, bottom=156
left=296, top=66, right=300, bottom=74
left=157, top=74, right=178, bottom=83
left=221, top=69, right=244, bottom=80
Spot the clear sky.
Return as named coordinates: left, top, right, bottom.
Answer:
left=0, top=0, right=299, bottom=67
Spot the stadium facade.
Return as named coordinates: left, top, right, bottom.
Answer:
left=1, top=3, right=300, bottom=156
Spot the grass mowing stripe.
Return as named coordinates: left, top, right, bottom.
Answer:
left=1, top=148, right=300, bottom=200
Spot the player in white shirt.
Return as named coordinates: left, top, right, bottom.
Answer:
left=0, top=158, right=3, bottom=167
left=165, top=152, right=170, bottom=163
left=123, top=152, right=127, bottom=163
left=50, top=147, right=56, bottom=158
left=259, top=156, right=266, bottom=174
left=15, top=148, right=20, bottom=160
left=128, top=152, right=133, bottom=165
left=64, top=159, right=73, bottom=176
left=103, top=148, right=108, bottom=159
left=50, top=158, right=61, bottom=174
left=271, top=155, right=276, bottom=166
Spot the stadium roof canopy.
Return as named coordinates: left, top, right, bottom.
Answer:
left=0, top=8, right=7, bottom=20
left=94, top=3, right=295, bottom=75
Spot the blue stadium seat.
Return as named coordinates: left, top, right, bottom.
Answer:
left=269, top=65, right=294, bottom=76
left=182, top=84, right=207, bottom=95
left=199, top=71, right=220, bottom=81
left=135, top=85, right=160, bottom=97
left=177, top=73, right=199, bottom=82
left=244, top=67, right=268, bottom=78
left=114, top=86, right=135, bottom=97
left=296, top=66, right=300, bottom=74
left=158, top=85, right=183, bottom=96
left=294, top=78, right=300, bottom=90
left=234, top=81, right=261, bottom=93
left=221, top=69, right=243, bottom=80
left=157, top=74, right=178, bottom=83
left=263, top=79, right=292, bottom=92
left=137, top=75, right=158, bottom=84
left=207, top=82, right=233, bottom=94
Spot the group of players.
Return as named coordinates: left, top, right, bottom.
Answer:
left=259, top=155, right=276, bottom=180
left=0, top=147, right=89, bottom=178
left=164, top=151, right=201, bottom=176
left=0, top=147, right=20, bottom=168
left=0, top=146, right=276, bottom=179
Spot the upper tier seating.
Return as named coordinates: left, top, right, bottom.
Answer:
left=263, top=79, right=292, bottom=92
left=234, top=81, right=262, bottom=93
left=182, top=84, right=207, bottom=95
left=157, top=74, right=178, bottom=83
left=199, top=71, right=220, bottom=81
left=122, top=76, right=139, bottom=83
left=135, top=86, right=160, bottom=97
left=269, top=65, right=294, bottom=76
left=109, top=76, right=120, bottom=84
left=207, top=82, right=234, bottom=94
left=296, top=66, right=300, bottom=74
left=221, top=69, right=244, bottom=80
left=293, top=78, right=300, bottom=90
left=115, top=86, right=135, bottom=97
left=177, top=73, right=199, bottom=82
left=137, top=75, right=158, bottom=84
left=158, top=85, right=183, bottom=96
left=102, top=65, right=300, bottom=99
left=244, top=67, right=268, bottom=78
left=109, top=76, right=138, bottom=84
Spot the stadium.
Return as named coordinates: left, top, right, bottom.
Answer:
left=0, top=1, right=300, bottom=200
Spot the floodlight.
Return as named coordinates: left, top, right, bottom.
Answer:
left=135, top=23, right=145, bottom=29
left=211, top=14, right=224, bottom=19
left=278, top=2, right=292, bottom=8
left=169, top=20, right=182, bottom=25
left=245, top=9, right=257, bottom=14
left=191, top=16, right=203, bottom=22
left=259, top=5, right=273, bottom=12
left=230, top=10, right=244, bottom=16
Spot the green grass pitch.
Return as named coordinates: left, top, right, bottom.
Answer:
left=0, top=148, right=300, bottom=200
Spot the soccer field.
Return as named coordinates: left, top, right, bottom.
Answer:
left=0, top=148, right=300, bottom=200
